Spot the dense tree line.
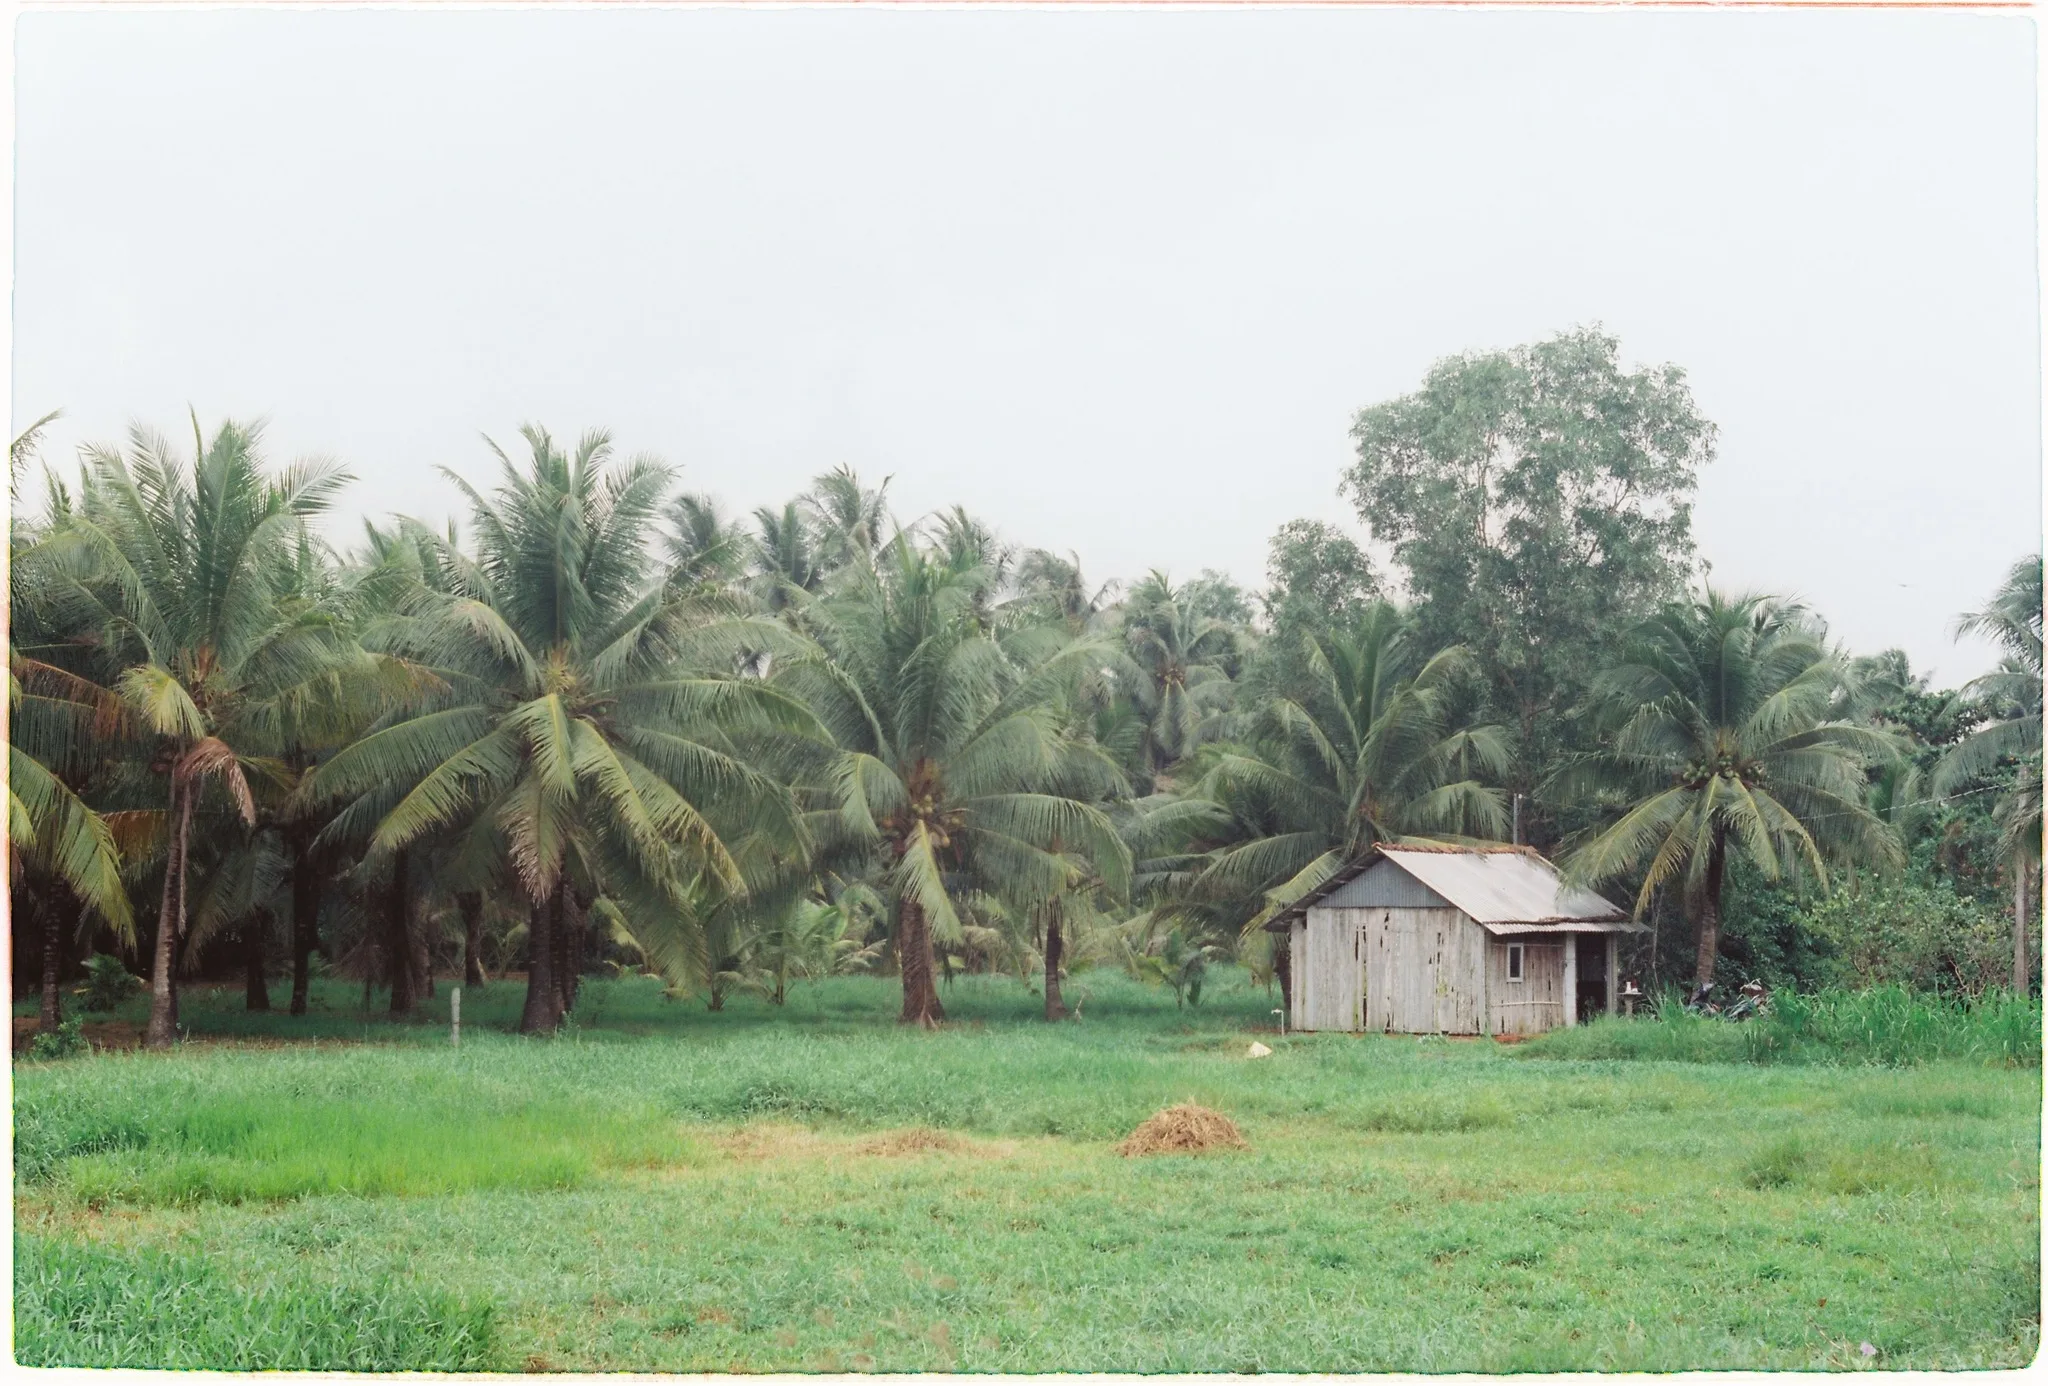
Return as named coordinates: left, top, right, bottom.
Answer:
left=11, top=329, right=2041, bottom=1045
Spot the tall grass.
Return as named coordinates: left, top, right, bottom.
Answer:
left=1522, top=985, right=2042, bottom=1067
left=14, top=1233, right=497, bottom=1369
left=14, top=1056, right=698, bottom=1202
left=11, top=968, right=2039, bottom=1371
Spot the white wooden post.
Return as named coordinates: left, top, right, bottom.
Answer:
left=451, top=987, right=461, bottom=1047
left=1605, top=937, right=1620, bottom=1018
left=1561, top=936, right=1578, bottom=1028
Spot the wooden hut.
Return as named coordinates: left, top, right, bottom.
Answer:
left=1266, top=844, right=1645, bottom=1037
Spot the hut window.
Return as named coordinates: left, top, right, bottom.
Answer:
left=1507, top=944, right=1525, bottom=982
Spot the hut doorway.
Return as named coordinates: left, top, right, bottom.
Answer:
left=1575, top=934, right=1610, bottom=1023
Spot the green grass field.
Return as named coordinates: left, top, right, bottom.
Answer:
left=13, top=969, right=2043, bottom=1371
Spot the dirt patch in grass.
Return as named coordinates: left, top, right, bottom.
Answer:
left=718, top=1122, right=831, bottom=1162
left=14, top=1197, right=197, bottom=1249
left=717, top=1122, right=1016, bottom=1164
left=857, top=1128, right=968, bottom=1157
left=13, top=1017, right=147, bottom=1054
left=1116, top=1103, right=1248, bottom=1156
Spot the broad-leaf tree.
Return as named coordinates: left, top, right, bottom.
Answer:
left=1345, top=328, right=1714, bottom=824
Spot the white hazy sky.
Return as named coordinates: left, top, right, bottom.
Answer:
left=11, top=8, right=2041, bottom=684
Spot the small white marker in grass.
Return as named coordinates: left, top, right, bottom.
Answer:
left=451, top=987, right=461, bottom=1048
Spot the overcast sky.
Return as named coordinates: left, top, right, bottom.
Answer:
left=12, top=9, right=2040, bottom=683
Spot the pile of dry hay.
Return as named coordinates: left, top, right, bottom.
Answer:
left=1115, top=1103, right=1249, bottom=1156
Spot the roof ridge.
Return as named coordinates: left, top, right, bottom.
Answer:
left=1381, top=841, right=1538, bottom=857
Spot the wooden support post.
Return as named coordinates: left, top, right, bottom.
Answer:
left=451, top=987, right=461, bottom=1048
left=1606, top=936, right=1620, bottom=1018
left=1562, top=936, right=1578, bottom=1028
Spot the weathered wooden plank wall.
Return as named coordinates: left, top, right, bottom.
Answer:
left=1287, top=920, right=1308, bottom=1030
left=1299, top=905, right=1485, bottom=1034
left=1486, top=938, right=1566, bottom=1035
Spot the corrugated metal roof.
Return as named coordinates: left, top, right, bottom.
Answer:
left=1381, top=847, right=1628, bottom=926
left=1265, top=842, right=1631, bottom=929
left=1478, top=919, right=1646, bottom=936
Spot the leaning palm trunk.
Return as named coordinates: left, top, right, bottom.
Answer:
left=897, top=898, right=945, bottom=1027
left=145, top=782, right=195, bottom=1049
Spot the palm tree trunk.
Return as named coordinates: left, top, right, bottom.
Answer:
left=519, top=891, right=562, bottom=1033
left=145, top=782, right=192, bottom=1050
left=288, top=831, right=321, bottom=1016
left=459, top=892, right=485, bottom=987
left=388, top=849, right=415, bottom=1017
left=1692, top=833, right=1728, bottom=988
left=39, top=897, right=63, bottom=1035
left=554, top=890, right=582, bottom=1016
left=2015, top=865, right=2033, bottom=996
left=1043, top=905, right=1066, bottom=1022
left=244, top=910, right=271, bottom=1011
left=897, top=898, right=946, bottom=1027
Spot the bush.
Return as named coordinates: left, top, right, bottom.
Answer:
left=26, top=1016, right=90, bottom=1062
left=1796, top=877, right=2019, bottom=996
left=76, top=954, right=143, bottom=1014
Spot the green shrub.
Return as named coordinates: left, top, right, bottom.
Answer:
left=76, top=954, right=143, bottom=1013
left=13, top=1233, right=497, bottom=1370
left=25, top=1016, right=89, bottom=1062
left=1796, top=878, right=2019, bottom=996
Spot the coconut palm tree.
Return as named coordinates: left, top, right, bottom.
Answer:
left=1556, top=591, right=1903, bottom=990
left=8, top=657, right=136, bottom=1033
left=1935, top=556, right=2043, bottom=992
left=664, top=493, right=753, bottom=591
left=304, top=426, right=814, bottom=1032
left=1172, top=602, right=1509, bottom=938
left=1014, top=549, right=1118, bottom=634
left=9, top=415, right=138, bottom=1033
left=776, top=534, right=1131, bottom=1025
left=751, top=501, right=824, bottom=615
left=1117, top=572, right=1241, bottom=789
left=27, top=417, right=382, bottom=1047
left=801, top=465, right=893, bottom=573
